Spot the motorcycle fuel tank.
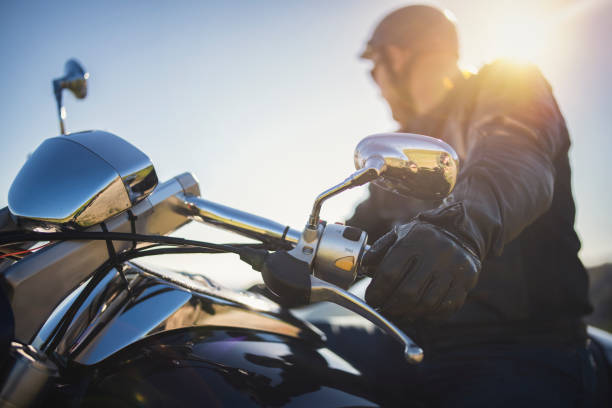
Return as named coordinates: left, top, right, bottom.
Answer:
left=75, top=327, right=383, bottom=407
left=36, top=262, right=397, bottom=406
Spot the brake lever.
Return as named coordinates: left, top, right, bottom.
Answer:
left=309, top=275, right=423, bottom=364
left=246, top=249, right=424, bottom=364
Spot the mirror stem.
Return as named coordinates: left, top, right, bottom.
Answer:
left=307, top=157, right=385, bottom=228
left=53, top=80, right=66, bottom=135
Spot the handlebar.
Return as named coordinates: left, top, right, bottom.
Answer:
left=178, top=193, right=302, bottom=249
left=177, top=194, right=423, bottom=363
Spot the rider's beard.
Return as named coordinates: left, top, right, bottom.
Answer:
left=387, top=56, right=419, bottom=130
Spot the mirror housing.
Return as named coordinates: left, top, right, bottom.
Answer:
left=8, top=130, right=158, bottom=230
left=305, top=132, right=459, bottom=229
left=54, top=59, right=88, bottom=100
left=354, top=133, right=459, bottom=200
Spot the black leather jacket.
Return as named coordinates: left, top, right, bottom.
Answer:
left=347, top=60, right=592, bottom=351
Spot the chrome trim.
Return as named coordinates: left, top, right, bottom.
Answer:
left=5, top=173, right=198, bottom=342
left=307, top=161, right=385, bottom=228
left=354, top=133, right=459, bottom=200
left=309, top=275, right=424, bottom=364
left=65, top=131, right=158, bottom=204
left=8, top=137, right=131, bottom=229
left=312, top=224, right=368, bottom=289
left=137, top=262, right=280, bottom=313
left=178, top=194, right=301, bottom=247
left=0, top=342, right=57, bottom=407
left=8, top=131, right=158, bottom=229
left=288, top=223, right=323, bottom=266
left=41, top=263, right=322, bottom=365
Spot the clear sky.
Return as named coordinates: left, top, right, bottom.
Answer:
left=1, top=0, right=611, bottom=288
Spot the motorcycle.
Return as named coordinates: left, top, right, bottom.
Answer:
left=0, top=60, right=610, bottom=407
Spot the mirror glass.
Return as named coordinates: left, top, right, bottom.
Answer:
left=354, top=133, right=459, bottom=200
left=8, top=131, right=158, bottom=229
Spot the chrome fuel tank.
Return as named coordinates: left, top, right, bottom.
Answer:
left=33, top=262, right=324, bottom=365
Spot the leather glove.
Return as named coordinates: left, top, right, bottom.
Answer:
left=363, top=203, right=481, bottom=321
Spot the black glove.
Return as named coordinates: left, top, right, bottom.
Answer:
left=364, top=204, right=481, bottom=321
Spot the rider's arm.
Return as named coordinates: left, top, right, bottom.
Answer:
left=365, top=61, right=568, bottom=319
left=436, top=60, right=568, bottom=259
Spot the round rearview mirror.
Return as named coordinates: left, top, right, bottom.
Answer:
left=56, top=59, right=89, bottom=99
left=354, top=133, right=459, bottom=200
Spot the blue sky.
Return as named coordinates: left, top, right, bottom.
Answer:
left=1, top=0, right=611, bottom=288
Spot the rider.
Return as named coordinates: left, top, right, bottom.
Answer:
left=345, top=5, right=606, bottom=406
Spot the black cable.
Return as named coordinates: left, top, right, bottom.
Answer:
left=42, top=246, right=213, bottom=353
left=0, top=231, right=240, bottom=254
left=14, top=227, right=272, bottom=357
left=112, top=246, right=270, bottom=267
left=42, top=243, right=270, bottom=358
left=100, top=222, right=132, bottom=296
left=41, top=258, right=118, bottom=354
left=117, top=246, right=227, bottom=260
left=127, top=209, right=138, bottom=250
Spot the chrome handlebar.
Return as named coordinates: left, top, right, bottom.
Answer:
left=178, top=193, right=302, bottom=247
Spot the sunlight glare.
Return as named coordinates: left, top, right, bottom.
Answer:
left=494, top=14, right=548, bottom=64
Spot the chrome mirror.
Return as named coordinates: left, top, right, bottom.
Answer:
left=354, top=133, right=459, bottom=200
left=53, top=59, right=89, bottom=135
left=304, top=132, right=458, bottom=230
left=8, top=131, right=158, bottom=230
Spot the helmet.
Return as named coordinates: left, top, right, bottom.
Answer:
left=361, top=5, right=459, bottom=59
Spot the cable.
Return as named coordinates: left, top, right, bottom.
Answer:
left=41, top=245, right=225, bottom=355
left=41, top=260, right=117, bottom=354
left=0, top=231, right=240, bottom=254
left=7, top=229, right=273, bottom=356
left=119, top=246, right=227, bottom=259
left=41, top=244, right=271, bottom=357
left=0, top=242, right=53, bottom=259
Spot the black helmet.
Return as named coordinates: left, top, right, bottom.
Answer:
left=361, top=5, right=459, bottom=59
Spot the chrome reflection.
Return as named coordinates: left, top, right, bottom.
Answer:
left=8, top=173, right=197, bottom=343
left=43, top=262, right=322, bottom=365
left=8, top=131, right=157, bottom=229
left=354, top=133, right=459, bottom=200
left=309, top=276, right=423, bottom=364
left=179, top=194, right=301, bottom=248
left=65, top=131, right=158, bottom=204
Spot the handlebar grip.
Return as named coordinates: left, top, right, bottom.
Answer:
left=359, top=229, right=398, bottom=277
left=260, top=251, right=311, bottom=308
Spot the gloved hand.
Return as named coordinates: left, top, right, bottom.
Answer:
left=363, top=205, right=481, bottom=321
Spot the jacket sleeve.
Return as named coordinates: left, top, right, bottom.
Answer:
left=422, top=61, right=569, bottom=259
